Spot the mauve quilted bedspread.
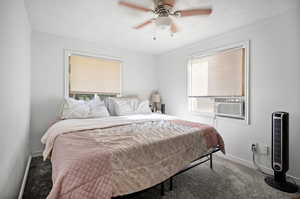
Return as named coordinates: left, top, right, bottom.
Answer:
left=43, top=115, right=224, bottom=199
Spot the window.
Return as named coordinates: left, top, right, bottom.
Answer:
left=187, top=42, right=249, bottom=123
left=65, top=50, right=122, bottom=100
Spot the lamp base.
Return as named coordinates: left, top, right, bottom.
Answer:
left=265, top=176, right=298, bottom=193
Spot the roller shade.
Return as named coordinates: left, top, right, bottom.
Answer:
left=69, top=55, right=121, bottom=95
left=189, top=48, right=244, bottom=97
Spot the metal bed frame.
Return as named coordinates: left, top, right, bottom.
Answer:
left=115, top=147, right=221, bottom=198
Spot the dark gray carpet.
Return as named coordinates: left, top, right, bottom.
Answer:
left=23, top=155, right=299, bottom=199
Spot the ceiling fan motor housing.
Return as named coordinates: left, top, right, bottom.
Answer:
left=154, top=4, right=172, bottom=17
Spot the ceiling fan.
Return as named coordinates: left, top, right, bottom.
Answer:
left=118, top=0, right=212, bottom=38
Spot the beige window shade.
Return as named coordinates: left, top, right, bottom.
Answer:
left=69, top=55, right=121, bottom=95
left=189, top=48, right=245, bottom=97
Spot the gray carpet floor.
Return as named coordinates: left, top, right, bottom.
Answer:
left=23, top=155, right=300, bottom=199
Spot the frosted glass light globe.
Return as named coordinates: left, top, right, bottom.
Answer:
left=155, top=16, right=172, bottom=29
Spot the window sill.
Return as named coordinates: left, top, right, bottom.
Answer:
left=189, top=111, right=249, bottom=125
left=189, top=111, right=215, bottom=118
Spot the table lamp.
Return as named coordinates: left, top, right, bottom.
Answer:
left=151, top=93, right=161, bottom=112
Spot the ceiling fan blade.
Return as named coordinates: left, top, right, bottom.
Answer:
left=119, top=1, right=152, bottom=12
left=162, top=0, right=176, bottom=7
left=134, top=19, right=154, bottom=29
left=175, top=8, right=212, bottom=17
left=170, top=22, right=178, bottom=33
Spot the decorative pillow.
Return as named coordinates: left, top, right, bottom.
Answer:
left=104, top=97, right=117, bottom=116
left=87, top=95, right=110, bottom=118
left=135, top=100, right=152, bottom=114
left=114, top=99, right=152, bottom=116
left=61, top=98, right=90, bottom=119
left=114, top=99, right=135, bottom=116
left=105, top=96, right=139, bottom=116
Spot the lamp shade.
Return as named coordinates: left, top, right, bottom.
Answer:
left=152, top=93, right=161, bottom=103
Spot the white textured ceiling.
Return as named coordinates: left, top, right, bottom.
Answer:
left=25, top=0, right=298, bottom=54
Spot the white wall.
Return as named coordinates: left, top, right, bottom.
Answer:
left=0, top=0, right=31, bottom=198
left=30, top=31, right=158, bottom=154
left=157, top=8, right=300, bottom=179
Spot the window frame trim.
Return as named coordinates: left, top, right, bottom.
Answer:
left=186, top=40, right=250, bottom=125
left=64, top=49, right=123, bottom=98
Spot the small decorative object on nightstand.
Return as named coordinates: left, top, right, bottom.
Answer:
left=161, top=104, right=165, bottom=114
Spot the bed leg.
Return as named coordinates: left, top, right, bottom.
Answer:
left=160, top=182, right=165, bottom=196
left=210, top=153, right=213, bottom=169
left=169, top=177, right=173, bottom=191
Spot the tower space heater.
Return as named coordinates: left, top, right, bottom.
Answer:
left=264, top=112, right=298, bottom=193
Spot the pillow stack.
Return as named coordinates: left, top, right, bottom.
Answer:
left=61, top=95, right=109, bottom=119
left=107, top=97, right=152, bottom=116
left=61, top=95, right=153, bottom=119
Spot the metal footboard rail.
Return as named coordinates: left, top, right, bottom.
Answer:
left=160, top=147, right=220, bottom=196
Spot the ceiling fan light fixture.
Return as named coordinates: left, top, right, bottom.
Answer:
left=155, top=16, right=172, bottom=29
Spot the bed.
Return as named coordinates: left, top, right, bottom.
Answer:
left=41, top=113, right=225, bottom=199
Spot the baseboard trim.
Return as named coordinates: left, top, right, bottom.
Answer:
left=18, top=155, right=32, bottom=199
left=216, top=153, right=300, bottom=185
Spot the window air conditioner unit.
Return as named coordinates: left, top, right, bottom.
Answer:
left=215, top=98, right=244, bottom=119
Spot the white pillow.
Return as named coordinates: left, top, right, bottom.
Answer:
left=104, top=97, right=117, bottom=116
left=114, top=99, right=152, bottom=116
left=135, top=100, right=152, bottom=114
left=105, top=96, right=139, bottom=116
left=61, top=96, right=110, bottom=119
left=114, top=99, right=136, bottom=116
left=61, top=98, right=90, bottom=119
left=87, top=95, right=110, bottom=118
